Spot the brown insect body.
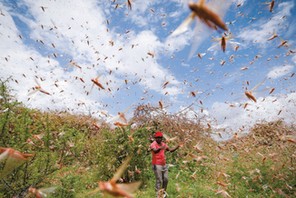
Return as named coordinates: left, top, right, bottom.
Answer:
left=278, top=40, right=288, bottom=48
left=33, top=86, right=51, bottom=95
left=159, top=101, right=163, bottom=109
left=189, top=2, right=228, bottom=31
left=269, top=88, right=275, bottom=94
left=39, top=89, right=51, bottom=95
left=127, top=0, right=132, bottom=10
left=267, top=33, right=278, bottom=41
left=118, top=112, right=127, bottom=123
left=0, top=148, right=34, bottom=178
left=91, top=79, right=105, bottom=90
left=221, top=36, right=226, bottom=52
left=28, top=187, right=43, bottom=198
left=97, top=156, right=141, bottom=198
left=162, top=81, right=169, bottom=89
left=269, top=0, right=275, bottom=12
left=99, top=181, right=141, bottom=198
left=245, top=91, right=257, bottom=102
left=114, top=121, right=129, bottom=127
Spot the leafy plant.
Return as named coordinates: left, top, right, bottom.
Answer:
left=0, top=80, right=295, bottom=197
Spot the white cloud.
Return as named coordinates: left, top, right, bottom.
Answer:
left=292, top=54, right=296, bottom=64
left=209, top=92, right=296, bottom=140
left=125, top=1, right=154, bottom=27
left=238, top=1, right=294, bottom=46
left=0, top=0, right=183, bottom=117
left=1, top=0, right=295, bottom=132
left=267, top=65, right=294, bottom=79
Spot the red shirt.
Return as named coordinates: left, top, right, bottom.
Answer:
left=150, top=141, right=168, bottom=165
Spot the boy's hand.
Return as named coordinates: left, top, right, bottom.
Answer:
left=160, top=146, right=166, bottom=150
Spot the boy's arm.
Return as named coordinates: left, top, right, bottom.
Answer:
left=151, top=145, right=166, bottom=153
left=167, top=143, right=183, bottom=152
left=151, top=147, right=161, bottom=153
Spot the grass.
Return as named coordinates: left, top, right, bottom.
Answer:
left=0, top=81, right=295, bottom=197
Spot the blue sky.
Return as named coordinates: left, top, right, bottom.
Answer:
left=0, top=0, right=295, bottom=139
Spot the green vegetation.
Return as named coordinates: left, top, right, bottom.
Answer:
left=0, top=81, right=295, bottom=197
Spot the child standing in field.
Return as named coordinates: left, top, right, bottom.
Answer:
left=150, top=131, right=182, bottom=198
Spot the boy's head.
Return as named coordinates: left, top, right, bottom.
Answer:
left=154, top=131, right=163, bottom=144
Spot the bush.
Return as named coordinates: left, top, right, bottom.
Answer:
left=1, top=80, right=296, bottom=197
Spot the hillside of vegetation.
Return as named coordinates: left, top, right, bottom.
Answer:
left=0, top=82, right=295, bottom=198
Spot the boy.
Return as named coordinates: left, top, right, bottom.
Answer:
left=150, top=131, right=182, bottom=197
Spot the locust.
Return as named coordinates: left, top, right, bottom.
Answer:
left=89, top=156, right=141, bottom=198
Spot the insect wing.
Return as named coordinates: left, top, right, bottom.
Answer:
left=207, top=0, right=231, bottom=21
left=171, top=13, right=195, bottom=36
left=117, top=181, right=141, bottom=194
left=207, top=41, right=220, bottom=52
left=38, top=186, right=57, bottom=196
left=0, top=150, right=9, bottom=162
left=0, top=154, right=25, bottom=178
left=189, top=22, right=212, bottom=58
left=89, top=82, right=95, bottom=94
left=28, top=89, right=39, bottom=96
left=251, top=77, right=266, bottom=92
left=34, top=78, right=41, bottom=87
left=111, top=156, right=132, bottom=183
